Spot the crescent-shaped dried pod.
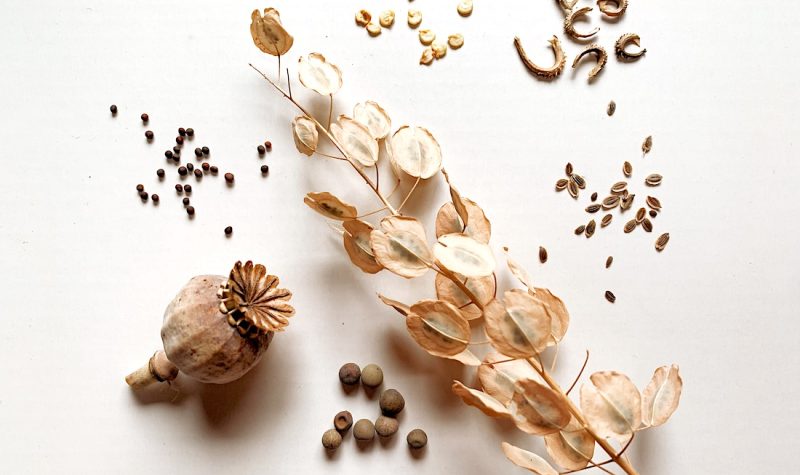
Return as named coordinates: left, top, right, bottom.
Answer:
left=564, top=7, right=599, bottom=40
left=615, top=33, right=646, bottom=61
left=572, top=44, right=608, bottom=80
left=556, top=0, right=579, bottom=14
left=125, top=261, right=295, bottom=388
left=452, top=381, right=511, bottom=418
left=502, top=442, right=559, bottom=475
left=513, top=36, right=566, bottom=80
left=597, top=0, right=628, bottom=18
left=304, top=191, right=358, bottom=220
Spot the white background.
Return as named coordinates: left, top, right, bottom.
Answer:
left=1, top=1, right=798, bottom=474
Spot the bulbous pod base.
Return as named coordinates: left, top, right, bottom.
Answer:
left=161, top=275, right=274, bottom=384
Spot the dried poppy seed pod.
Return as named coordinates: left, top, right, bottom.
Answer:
left=125, top=261, right=295, bottom=387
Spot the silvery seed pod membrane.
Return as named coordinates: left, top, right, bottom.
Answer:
left=125, top=261, right=295, bottom=388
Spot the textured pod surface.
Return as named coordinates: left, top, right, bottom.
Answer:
left=161, top=275, right=273, bottom=384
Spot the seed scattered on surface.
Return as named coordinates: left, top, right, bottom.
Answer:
left=139, top=191, right=148, bottom=201
left=571, top=174, right=586, bottom=189
left=379, top=10, right=395, bottom=28
left=186, top=162, right=194, bottom=172
left=361, top=364, right=384, bottom=388
left=145, top=130, right=154, bottom=140
left=366, top=22, right=382, bottom=36
left=431, top=41, right=447, bottom=59
left=178, top=166, right=188, bottom=176
left=334, top=411, right=353, bottom=432
left=636, top=207, right=646, bottom=223
left=209, top=166, right=218, bottom=174
left=419, top=29, right=435, bottom=45
left=641, top=218, right=653, bottom=232
left=645, top=174, right=662, bottom=186
left=176, top=136, right=184, bottom=145
left=202, top=162, right=210, bottom=171
left=201, top=146, right=210, bottom=155
left=457, top=0, right=473, bottom=17
left=194, top=147, right=203, bottom=157
left=591, top=192, right=598, bottom=202
left=173, top=146, right=181, bottom=154
left=624, top=219, right=637, bottom=233
left=257, top=145, right=266, bottom=155
left=602, top=195, right=620, bottom=210
left=623, top=161, right=633, bottom=177
left=183, top=184, right=192, bottom=193
left=601, top=214, right=613, bottom=227
left=260, top=165, right=269, bottom=174
left=140, top=113, right=149, bottom=123
left=448, top=34, right=464, bottom=49
left=607, top=100, right=616, bottom=116
left=605, top=290, right=616, bottom=303
left=408, top=9, right=422, bottom=28
left=655, top=232, right=670, bottom=252
left=110, top=104, right=118, bottom=114
left=649, top=209, right=657, bottom=218
left=586, top=204, right=601, bottom=213
left=574, top=224, right=586, bottom=235
left=175, top=184, right=183, bottom=193
left=224, top=226, right=233, bottom=236
left=642, top=135, right=653, bottom=156
left=194, top=169, right=202, bottom=178
left=407, top=429, right=427, bottom=449
left=620, top=193, right=635, bottom=211
left=539, top=246, right=548, bottom=263
left=419, top=46, right=434, bottom=65
left=165, top=150, right=174, bottom=160
left=375, top=416, right=399, bottom=438
left=186, top=206, right=195, bottom=216
left=264, top=141, right=272, bottom=150
left=606, top=256, right=613, bottom=268
left=555, top=179, right=569, bottom=191
left=646, top=196, right=662, bottom=210
left=224, top=172, right=235, bottom=183
left=151, top=194, right=159, bottom=203
left=611, top=181, right=628, bottom=194
left=353, top=419, right=375, bottom=442
left=567, top=180, right=579, bottom=199
left=339, top=363, right=361, bottom=386
left=565, top=162, right=573, bottom=175
left=355, top=9, right=372, bottom=27
left=185, top=128, right=194, bottom=137
left=178, top=127, right=186, bottom=137
left=322, top=429, right=343, bottom=451
left=585, top=219, right=596, bottom=238
left=136, top=184, right=144, bottom=192
left=379, top=389, right=405, bottom=416
left=182, top=197, right=190, bottom=206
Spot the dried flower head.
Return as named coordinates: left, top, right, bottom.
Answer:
left=218, top=260, right=295, bottom=336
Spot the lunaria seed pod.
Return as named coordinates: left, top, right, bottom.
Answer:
left=125, top=261, right=295, bottom=388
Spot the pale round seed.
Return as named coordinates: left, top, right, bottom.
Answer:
left=379, top=10, right=395, bottom=28
left=353, top=419, right=375, bottom=441
left=407, top=429, right=428, bottom=449
left=322, top=429, right=342, bottom=451
left=407, top=9, right=422, bottom=28
left=361, top=364, right=384, bottom=388
left=375, top=416, right=399, bottom=438
left=366, top=22, right=382, bottom=36
left=448, top=34, right=464, bottom=49
left=379, top=388, right=405, bottom=416
left=355, top=10, right=371, bottom=27
left=431, top=41, right=447, bottom=59
left=418, top=29, right=435, bottom=45
left=457, top=0, right=473, bottom=17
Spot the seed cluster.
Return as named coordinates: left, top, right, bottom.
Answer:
left=325, top=363, right=426, bottom=452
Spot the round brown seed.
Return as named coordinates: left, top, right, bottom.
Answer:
left=145, top=130, right=154, bottom=140
left=175, top=184, right=183, bottom=193
left=375, top=416, right=399, bottom=438
left=209, top=166, right=218, bottom=174
left=264, top=141, right=272, bottom=150
left=339, top=363, right=361, bottom=385
left=140, top=113, right=149, bottom=123
left=109, top=104, right=117, bottom=114
left=185, top=128, right=194, bottom=137
left=136, top=184, right=144, bottom=192
left=261, top=165, right=269, bottom=174
left=156, top=169, right=165, bottom=178
left=194, top=169, right=202, bottom=178
left=353, top=419, right=375, bottom=442
left=379, top=389, right=405, bottom=416
left=361, top=364, right=383, bottom=388
left=138, top=191, right=148, bottom=200
left=194, top=147, right=203, bottom=157
left=201, top=146, right=209, bottom=155
left=224, top=172, right=234, bottom=183
left=151, top=194, right=159, bottom=203
left=178, top=166, right=187, bottom=176
left=321, top=429, right=342, bottom=451
left=186, top=206, right=195, bottom=216
left=186, top=162, right=194, bottom=172
left=178, top=127, right=186, bottom=137
left=183, top=184, right=192, bottom=193
left=176, top=136, right=184, bottom=145
left=257, top=145, right=266, bottom=155
left=649, top=210, right=657, bottom=218
left=224, top=226, right=233, bottom=235
left=334, top=411, right=353, bottom=432
left=406, top=429, right=427, bottom=449
left=182, top=197, right=190, bottom=206
left=165, top=150, right=173, bottom=160
left=201, top=162, right=210, bottom=171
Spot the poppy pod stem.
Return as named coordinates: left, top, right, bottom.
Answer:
left=125, top=350, right=179, bottom=389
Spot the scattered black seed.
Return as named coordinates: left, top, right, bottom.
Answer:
left=139, top=191, right=148, bottom=200
left=186, top=206, right=195, bottom=216
left=145, top=130, right=154, bottom=140
left=201, top=146, right=210, bottom=155
left=257, top=145, right=266, bottom=155
left=175, top=184, right=183, bottom=193
left=136, top=184, right=144, bottom=192
left=176, top=136, right=184, bottom=145
left=186, top=163, right=194, bottom=172
left=186, top=128, right=194, bottom=137
left=194, top=169, right=202, bottom=178
left=209, top=166, right=218, bottom=174
left=151, top=194, right=159, bottom=203
left=224, top=226, right=233, bottom=235
left=165, top=150, right=174, bottom=160
left=173, top=146, right=181, bottom=154
left=606, top=256, right=613, bottom=268
left=224, top=172, right=234, bottom=183
left=182, top=197, right=190, bottom=206
left=194, top=147, right=203, bottom=158
left=261, top=165, right=269, bottom=174
left=157, top=169, right=165, bottom=178
left=264, top=141, right=272, bottom=150
left=110, top=104, right=118, bottom=114
left=591, top=192, right=598, bottom=202
left=141, top=113, right=149, bottom=123
left=649, top=210, right=657, bottom=218
left=178, top=127, right=186, bottom=137
left=605, top=290, right=616, bottom=303
left=178, top=166, right=188, bottom=176
left=183, top=184, right=192, bottom=193
left=202, top=162, right=210, bottom=171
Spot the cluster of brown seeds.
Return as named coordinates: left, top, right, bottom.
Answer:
left=514, top=2, right=646, bottom=81
left=325, top=363, right=426, bottom=452
left=111, top=105, right=275, bottom=235
left=353, top=2, right=469, bottom=66
left=555, top=162, right=587, bottom=199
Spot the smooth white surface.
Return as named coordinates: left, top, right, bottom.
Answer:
left=1, top=1, right=798, bottom=474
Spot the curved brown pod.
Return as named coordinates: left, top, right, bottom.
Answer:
left=615, top=33, right=646, bottom=61
left=572, top=44, right=608, bottom=80
left=514, top=36, right=566, bottom=80
left=597, top=0, right=628, bottom=18
left=564, top=7, right=599, bottom=40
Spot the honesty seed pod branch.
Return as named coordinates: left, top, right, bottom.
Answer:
left=248, top=9, right=681, bottom=474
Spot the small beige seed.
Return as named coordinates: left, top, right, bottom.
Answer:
left=366, top=22, right=382, bottom=36
left=379, top=10, right=395, bottom=27
left=408, top=9, right=422, bottom=28
left=419, top=29, right=435, bottom=45
left=380, top=388, right=405, bottom=416
left=420, top=47, right=434, bottom=65
left=457, top=0, right=473, bottom=17
left=607, top=100, right=616, bottom=116
left=355, top=10, right=372, bottom=27
left=375, top=416, right=399, bottom=438
left=448, top=34, right=464, bottom=49
left=322, top=429, right=343, bottom=451
left=361, top=364, right=384, bottom=388
left=407, top=429, right=428, bottom=449
left=431, top=41, right=447, bottom=59
left=353, top=419, right=375, bottom=441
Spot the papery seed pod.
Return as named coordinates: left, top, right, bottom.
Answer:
left=125, top=261, right=295, bottom=388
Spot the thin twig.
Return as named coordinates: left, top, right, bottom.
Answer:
left=565, top=350, right=590, bottom=396
left=314, top=151, right=347, bottom=161
left=397, top=176, right=421, bottom=213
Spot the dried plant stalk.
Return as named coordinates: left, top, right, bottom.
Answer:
left=248, top=14, right=682, bottom=474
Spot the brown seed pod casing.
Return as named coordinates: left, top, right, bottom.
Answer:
left=513, top=36, right=566, bottom=80
left=564, top=7, right=599, bottom=40
left=616, top=33, right=646, bottom=61
left=573, top=44, right=608, bottom=80
left=334, top=410, right=354, bottom=432
left=598, top=0, right=628, bottom=18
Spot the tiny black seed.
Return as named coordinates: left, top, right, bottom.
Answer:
left=178, top=166, right=187, bottom=176
left=649, top=210, right=657, bottom=218
left=186, top=163, right=194, bottom=172
left=261, top=165, right=269, bottom=174
left=194, top=147, right=203, bottom=157
left=173, top=146, right=181, bottom=154
left=194, top=169, right=202, bottom=178
left=156, top=169, right=165, bottom=178
left=224, top=226, right=233, bottom=235
left=264, top=141, right=272, bottom=150
left=110, top=104, right=118, bottom=114
left=175, top=184, right=183, bottom=192
left=186, top=206, right=195, bottom=216
left=139, top=191, right=148, bottom=200
left=201, top=162, right=210, bottom=171
left=182, top=197, right=190, bottom=206
left=145, top=130, right=154, bottom=140
left=176, top=136, right=184, bottom=145
left=183, top=184, right=192, bottom=193
left=165, top=150, right=173, bottom=159
left=209, top=166, right=218, bottom=174
left=201, top=146, right=210, bottom=155
left=178, top=127, right=186, bottom=137
left=151, top=194, right=159, bottom=203
left=136, top=184, right=144, bottom=192
left=140, top=113, right=149, bottom=123
left=185, top=128, right=194, bottom=137
left=257, top=145, right=266, bottom=155
left=224, top=173, right=234, bottom=183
